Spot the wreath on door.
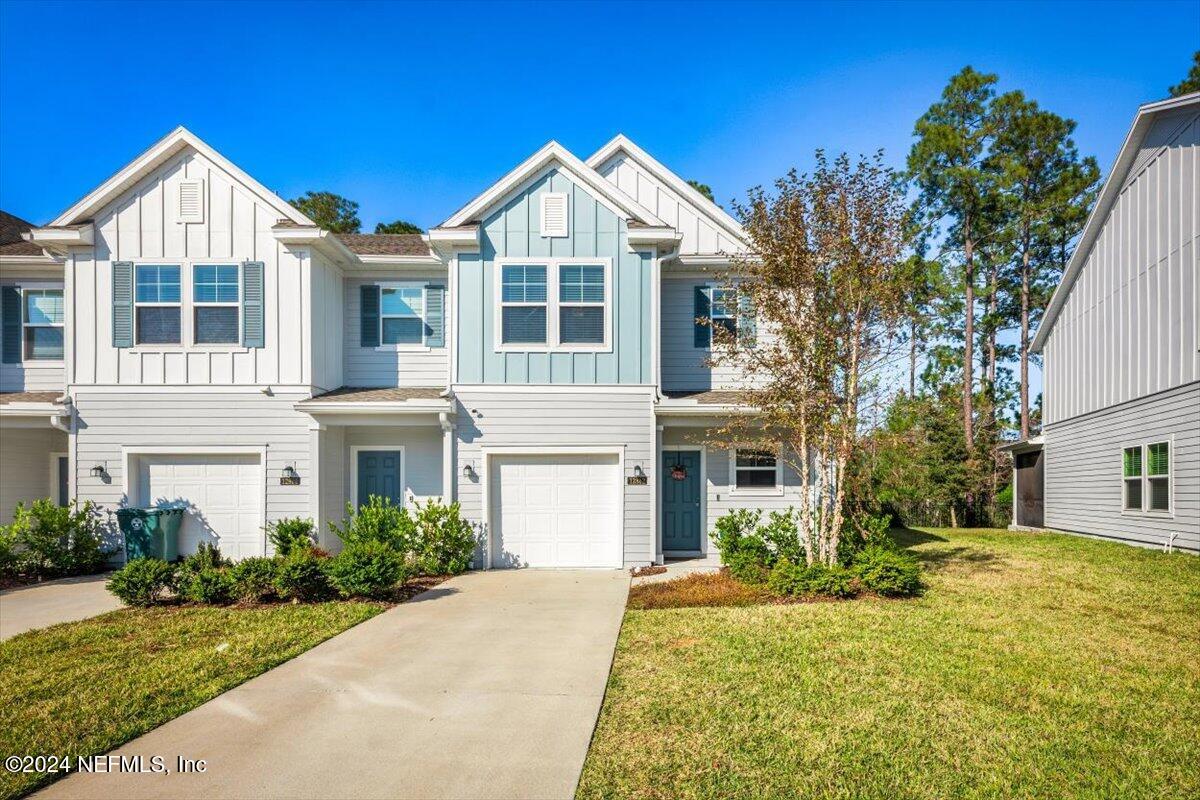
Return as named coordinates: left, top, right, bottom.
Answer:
left=670, top=464, right=688, bottom=481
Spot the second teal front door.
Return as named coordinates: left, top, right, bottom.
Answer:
left=662, top=450, right=702, bottom=551
left=357, top=450, right=403, bottom=508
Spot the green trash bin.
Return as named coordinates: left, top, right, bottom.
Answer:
left=117, top=507, right=185, bottom=562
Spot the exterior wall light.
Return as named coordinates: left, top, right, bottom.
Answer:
left=90, top=463, right=107, bottom=479
left=633, top=464, right=645, bottom=478
left=282, top=465, right=299, bottom=480
left=461, top=462, right=476, bottom=479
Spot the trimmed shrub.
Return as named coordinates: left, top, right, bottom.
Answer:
left=265, top=517, right=316, bottom=557
left=274, top=547, right=332, bottom=601
left=839, top=512, right=896, bottom=563
left=0, top=525, right=17, bottom=576
left=107, top=558, right=177, bottom=606
left=330, top=495, right=415, bottom=553
left=327, top=540, right=407, bottom=599
left=767, top=557, right=804, bottom=595
left=177, top=566, right=235, bottom=605
left=726, top=549, right=771, bottom=585
left=412, top=500, right=474, bottom=575
left=759, top=509, right=805, bottom=565
left=712, top=508, right=762, bottom=562
left=768, top=558, right=859, bottom=598
left=2, top=499, right=111, bottom=578
left=852, top=544, right=923, bottom=597
left=229, top=557, right=278, bottom=602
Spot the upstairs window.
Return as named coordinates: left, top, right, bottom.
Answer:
left=709, top=287, right=738, bottom=337
left=1147, top=442, right=1171, bottom=512
left=193, top=265, right=240, bottom=344
left=501, top=265, right=548, bottom=344
left=735, top=448, right=779, bottom=489
left=381, top=285, right=425, bottom=345
left=558, top=265, right=605, bottom=345
left=135, top=265, right=181, bottom=345
left=23, top=288, right=64, bottom=360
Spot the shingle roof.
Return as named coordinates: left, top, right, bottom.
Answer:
left=300, top=386, right=446, bottom=404
left=0, top=391, right=63, bottom=405
left=0, top=210, right=45, bottom=256
left=336, top=234, right=431, bottom=257
left=662, top=390, right=747, bottom=405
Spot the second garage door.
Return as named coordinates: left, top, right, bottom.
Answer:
left=490, top=454, right=621, bottom=568
left=137, top=454, right=263, bottom=560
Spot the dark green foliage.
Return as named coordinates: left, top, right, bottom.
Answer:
left=726, top=549, right=771, bottom=585
left=759, top=509, right=804, bottom=564
left=229, top=557, right=278, bottom=602
left=273, top=548, right=333, bottom=601
left=330, top=495, right=415, bottom=553
left=0, top=499, right=112, bottom=578
left=1169, top=51, right=1200, bottom=97
left=712, top=509, right=763, bottom=562
left=265, top=517, right=316, bottom=557
left=768, top=558, right=860, bottom=598
left=687, top=179, right=716, bottom=204
left=327, top=541, right=406, bottom=599
left=412, top=500, right=475, bottom=575
left=106, top=558, right=177, bottom=606
left=852, top=545, right=923, bottom=596
left=288, top=191, right=360, bottom=233
left=374, top=219, right=422, bottom=234
left=177, top=566, right=235, bottom=605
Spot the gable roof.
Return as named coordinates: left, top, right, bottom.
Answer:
left=586, top=134, right=749, bottom=248
left=336, top=233, right=431, bottom=257
left=0, top=210, right=44, bottom=256
left=48, top=126, right=313, bottom=228
left=438, top=141, right=665, bottom=229
left=1031, top=92, right=1200, bottom=353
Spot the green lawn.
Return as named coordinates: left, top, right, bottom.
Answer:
left=0, top=602, right=383, bottom=799
left=579, top=528, right=1200, bottom=800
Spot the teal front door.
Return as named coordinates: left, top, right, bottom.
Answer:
left=662, top=450, right=702, bottom=551
left=357, top=450, right=403, bottom=508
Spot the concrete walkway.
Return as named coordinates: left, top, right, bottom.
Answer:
left=0, top=573, right=122, bottom=640
left=37, top=569, right=629, bottom=800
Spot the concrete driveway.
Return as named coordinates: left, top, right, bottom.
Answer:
left=0, top=574, right=122, bottom=640
left=37, top=569, right=629, bottom=800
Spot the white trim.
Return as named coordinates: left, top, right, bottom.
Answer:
left=452, top=383, right=655, bottom=394
left=539, top=192, right=569, bottom=238
left=120, top=445, right=269, bottom=557
left=349, top=445, right=408, bottom=510
left=1121, top=436, right=1175, bottom=518
left=376, top=281, right=428, bottom=348
left=48, top=451, right=68, bottom=505
left=441, top=141, right=664, bottom=229
left=480, top=444, right=626, bottom=570
left=18, top=286, right=65, bottom=362
left=729, top=445, right=784, bottom=496
left=493, top=257, right=613, bottom=353
left=661, top=445, right=707, bottom=555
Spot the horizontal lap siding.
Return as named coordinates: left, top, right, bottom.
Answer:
left=0, top=427, right=67, bottom=523
left=660, top=276, right=742, bottom=391
left=1, top=274, right=66, bottom=392
left=342, top=426, right=444, bottom=503
left=454, top=389, right=655, bottom=565
left=1044, top=381, right=1199, bottom=552
left=343, top=276, right=448, bottom=388
left=72, top=391, right=313, bottom=535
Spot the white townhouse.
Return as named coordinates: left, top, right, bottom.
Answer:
left=0, top=128, right=807, bottom=567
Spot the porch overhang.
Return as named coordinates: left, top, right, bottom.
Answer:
left=296, top=387, right=453, bottom=419
left=998, top=435, right=1044, bottom=456
left=0, top=391, right=69, bottom=428
left=656, top=390, right=760, bottom=418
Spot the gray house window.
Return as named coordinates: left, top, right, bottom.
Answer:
left=193, top=265, right=240, bottom=344
left=1122, top=446, right=1142, bottom=510
left=135, top=265, right=182, bottom=345
left=23, top=289, right=64, bottom=360
left=1147, top=442, right=1170, bottom=512
left=1124, top=442, right=1172, bottom=513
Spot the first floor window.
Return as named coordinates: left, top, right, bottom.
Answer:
left=193, top=265, right=240, bottom=344
left=135, top=265, right=181, bottom=345
left=381, top=285, right=425, bottom=345
left=735, top=449, right=778, bottom=489
left=501, top=264, right=547, bottom=344
left=23, top=288, right=64, bottom=360
left=558, top=264, right=605, bottom=344
left=1123, top=446, right=1142, bottom=510
left=1147, top=442, right=1171, bottom=512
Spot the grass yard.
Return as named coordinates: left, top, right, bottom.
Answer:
left=579, top=528, right=1200, bottom=800
left=0, top=602, right=383, bottom=800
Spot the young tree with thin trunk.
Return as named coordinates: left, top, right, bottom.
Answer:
left=706, top=152, right=909, bottom=567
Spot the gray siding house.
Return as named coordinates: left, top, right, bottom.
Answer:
left=1017, top=92, right=1199, bottom=554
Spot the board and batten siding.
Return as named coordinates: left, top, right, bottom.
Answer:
left=310, top=253, right=344, bottom=393
left=72, top=391, right=313, bottom=535
left=455, top=168, right=652, bottom=385
left=1042, top=109, right=1199, bottom=425
left=660, top=274, right=748, bottom=392
left=0, top=427, right=67, bottom=523
left=343, top=276, right=449, bottom=388
left=1043, top=381, right=1199, bottom=553
left=0, top=274, right=66, bottom=392
left=69, top=146, right=314, bottom=387
left=454, top=389, right=655, bottom=565
left=594, top=153, right=743, bottom=256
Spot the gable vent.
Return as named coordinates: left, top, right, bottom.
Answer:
left=177, top=179, right=204, bottom=223
left=540, top=192, right=568, bottom=237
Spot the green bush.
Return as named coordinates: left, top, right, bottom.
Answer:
left=852, top=544, right=923, bottom=596
left=412, top=500, right=475, bottom=574
left=229, top=557, right=277, bottom=602
left=767, top=557, right=804, bottom=595
left=273, top=547, right=332, bottom=601
left=177, top=566, right=235, bottom=604
left=1, top=499, right=111, bottom=578
left=265, top=517, right=316, bottom=557
left=327, top=540, right=407, bottom=599
left=330, top=495, right=415, bottom=553
left=759, top=509, right=805, bottom=564
left=726, top=549, right=771, bottom=585
left=839, top=511, right=896, bottom=563
left=712, top=508, right=762, bottom=562
left=768, top=558, right=860, bottom=598
left=106, top=558, right=177, bottom=606
left=0, top=525, right=17, bottom=576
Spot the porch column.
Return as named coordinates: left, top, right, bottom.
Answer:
left=439, top=411, right=455, bottom=503
left=308, top=421, right=324, bottom=548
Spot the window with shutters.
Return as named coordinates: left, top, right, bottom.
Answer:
left=177, top=180, right=204, bottom=223
left=23, top=288, right=64, bottom=360
left=379, top=284, right=426, bottom=346
left=193, top=265, right=240, bottom=344
left=540, top=192, right=568, bottom=237
left=495, top=258, right=610, bottom=351
left=135, top=265, right=182, bottom=345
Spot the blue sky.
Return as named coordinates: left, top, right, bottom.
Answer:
left=1, top=0, right=1195, bottom=229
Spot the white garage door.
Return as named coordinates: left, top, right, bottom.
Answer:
left=490, top=454, right=621, bottom=568
left=138, top=454, right=262, bottom=560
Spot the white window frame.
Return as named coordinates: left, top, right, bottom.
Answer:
left=191, top=264, right=242, bottom=346
left=21, top=287, right=65, bottom=362
left=493, top=257, right=612, bottom=353
left=708, top=284, right=739, bottom=339
left=1121, top=438, right=1174, bottom=517
left=375, top=282, right=430, bottom=351
left=729, top=446, right=784, bottom=496
left=539, top=192, right=569, bottom=238
left=128, top=260, right=251, bottom=352
left=134, top=263, right=183, bottom=347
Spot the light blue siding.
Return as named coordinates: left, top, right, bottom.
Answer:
left=455, top=168, right=652, bottom=385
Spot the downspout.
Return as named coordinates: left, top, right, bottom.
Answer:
left=653, top=242, right=681, bottom=404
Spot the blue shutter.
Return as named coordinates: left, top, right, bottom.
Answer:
left=241, top=261, right=265, bottom=348
left=112, top=262, right=134, bottom=348
left=424, top=284, right=445, bottom=347
left=738, top=291, right=756, bottom=346
left=360, top=284, right=380, bottom=347
left=693, top=285, right=711, bottom=348
left=2, top=285, right=21, bottom=363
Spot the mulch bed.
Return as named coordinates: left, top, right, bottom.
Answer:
left=627, top=571, right=853, bottom=610
left=629, top=565, right=668, bottom=577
